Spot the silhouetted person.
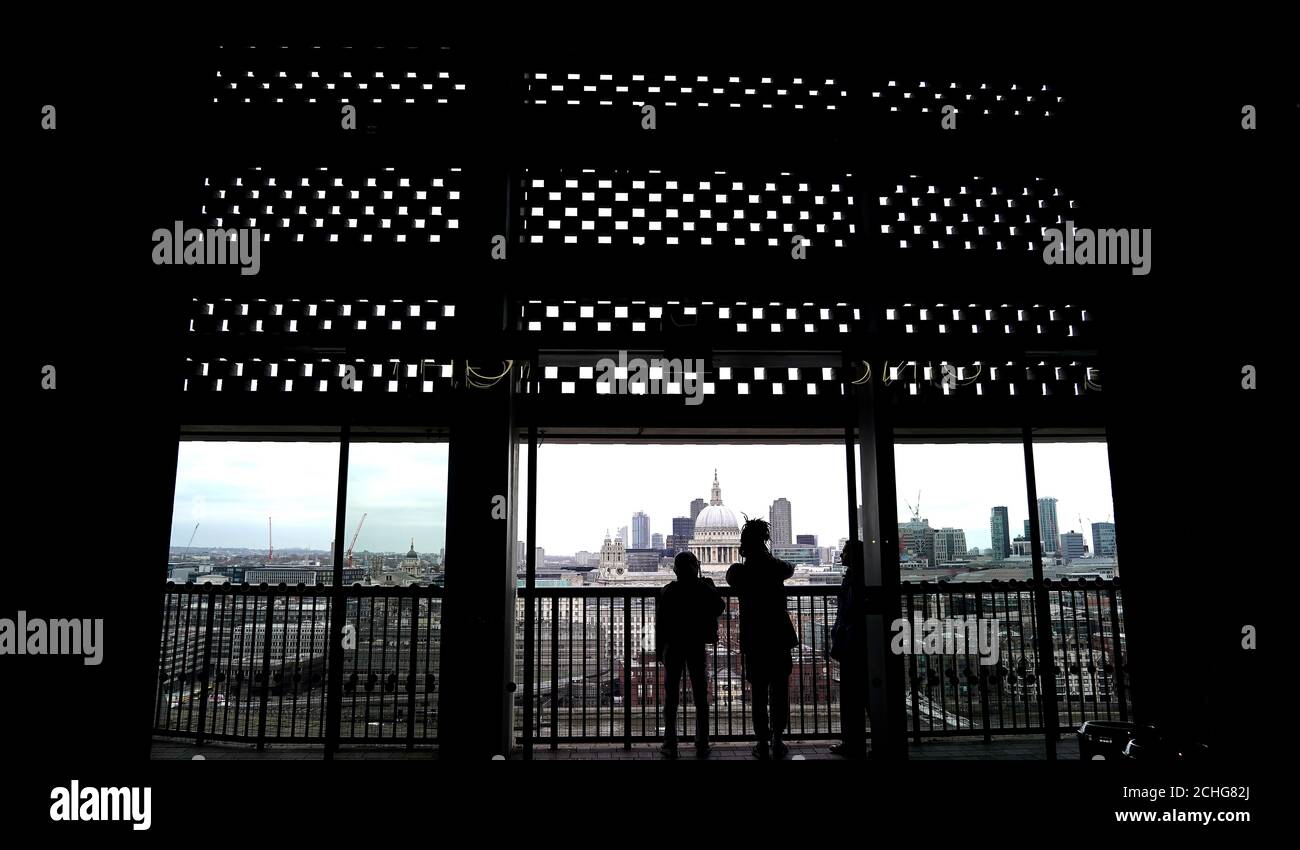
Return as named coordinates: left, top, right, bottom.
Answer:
left=830, top=541, right=868, bottom=758
left=656, top=551, right=724, bottom=758
left=726, top=518, right=797, bottom=759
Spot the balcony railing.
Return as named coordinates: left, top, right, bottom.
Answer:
left=153, top=577, right=1126, bottom=753
left=154, top=583, right=441, bottom=748
left=516, top=579, right=1128, bottom=748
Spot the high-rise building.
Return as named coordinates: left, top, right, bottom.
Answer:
left=1037, top=498, right=1059, bottom=554
left=796, top=534, right=818, bottom=547
left=1091, top=521, right=1117, bottom=557
left=618, top=525, right=629, bottom=546
left=933, top=528, right=969, bottom=563
left=534, top=547, right=545, bottom=565
left=899, top=519, right=935, bottom=566
left=690, top=498, right=706, bottom=524
left=1059, top=530, right=1086, bottom=563
left=990, top=506, right=1011, bottom=559
left=651, top=532, right=664, bottom=550
left=632, top=512, right=650, bottom=549
left=671, top=516, right=694, bottom=552
left=1024, top=520, right=1031, bottom=539
left=770, top=498, right=792, bottom=547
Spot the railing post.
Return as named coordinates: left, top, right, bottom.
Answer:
left=551, top=598, right=560, bottom=749
left=905, top=588, right=921, bottom=745
left=324, top=425, right=350, bottom=759
left=194, top=584, right=217, bottom=747
left=406, top=590, right=419, bottom=750
left=256, top=587, right=275, bottom=751
left=975, top=590, right=992, bottom=744
left=1108, top=584, right=1128, bottom=723
left=154, top=589, right=174, bottom=734
left=623, top=593, right=633, bottom=750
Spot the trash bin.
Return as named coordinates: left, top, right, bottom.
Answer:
left=1076, top=720, right=1135, bottom=760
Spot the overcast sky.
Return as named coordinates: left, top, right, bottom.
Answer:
left=171, top=441, right=448, bottom=556
left=171, top=440, right=1115, bottom=557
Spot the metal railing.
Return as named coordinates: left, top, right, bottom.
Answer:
left=901, top=579, right=1128, bottom=740
left=153, top=582, right=441, bottom=748
left=514, top=587, right=843, bottom=746
left=154, top=576, right=1126, bottom=752
left=515, top=579, right=1128, bottom=748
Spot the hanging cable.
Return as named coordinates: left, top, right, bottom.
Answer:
left=465, top=360, right=514, bottom=389
left=850, top=360, right=871, bottom=384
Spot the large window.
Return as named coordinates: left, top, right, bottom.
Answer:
left=893, top=441, right=1032, bottom=581
left=1030, top=439, right=1118, bottom=578
left=169, top=441, right=341, bottom=584
left=517, top=441, right=853, bottom=745
left=343, top=441, right=450, bottom=586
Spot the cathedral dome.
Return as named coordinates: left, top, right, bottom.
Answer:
left=688, top=470, right=741, bottom=571
left=694, top=504, right=739, bottom=531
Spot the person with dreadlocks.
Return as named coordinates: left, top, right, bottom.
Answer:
left=726, top=517, right=797, bottom=759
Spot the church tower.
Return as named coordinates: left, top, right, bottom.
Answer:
left=597, top=530, right=627, bottom=580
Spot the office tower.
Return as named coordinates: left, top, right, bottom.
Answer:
left=770, top=498, right=793, bottom=547
left=1091, top=521, right=1117, bottom=557
left=671, top=516, right=694, bottom=552
left=990, top=506, right=1011, bottom=559
left=1059, top=531, right=1086, bottom=563
left=932, top=527, right=969, bottom=563
left=796, top=534, right=818, bottom=547
left=534, top=547, right=545, bottom=565
left=1024, top=520, right=1031, bottom=539
left=690, top=498, right=706, bottom=523
left=899, top=519, right=935, bottom=566
left=632, top=511, right=650, bottom=549
left=1037, top=498, right=1059, bottom=553
left=651, top=532, right=664, bottom=550
left=618, top=525, right=629, bottom=546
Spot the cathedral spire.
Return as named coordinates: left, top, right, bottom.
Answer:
left=710, top=469, right=723, bottom=506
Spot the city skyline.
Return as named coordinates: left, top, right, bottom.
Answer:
left=170, top=440, right=1116, bottom=560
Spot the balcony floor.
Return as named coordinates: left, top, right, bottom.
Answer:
left=152, top=735, right=1078, bottom=760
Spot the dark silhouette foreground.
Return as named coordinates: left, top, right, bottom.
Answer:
left=656, top=551, right=725, bottom=758
left=726, top=518, right=797, bottom=759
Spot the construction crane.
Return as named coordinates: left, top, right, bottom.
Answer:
left=182, top=523, right=200, bottom=561
left=904, top=491, right=922, bottom=523
left=267, top=516, right=273, bottom=564
left=347, top=513, right=368, bottom=569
